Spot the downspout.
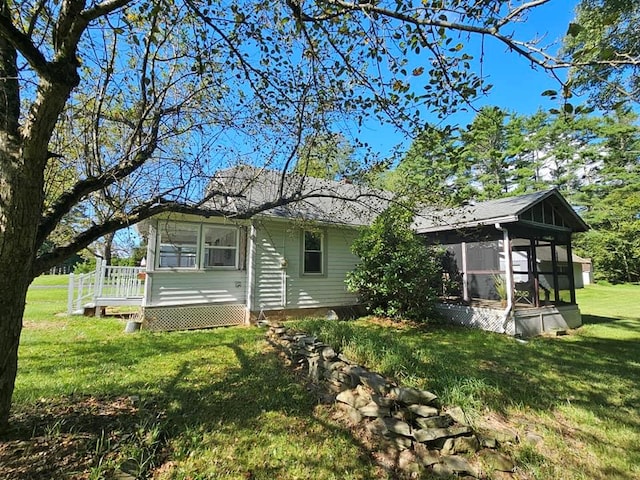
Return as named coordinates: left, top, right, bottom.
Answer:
left=461, top=241, right=469, bottom=303
left=281, top=227, right=287, bottom=309
left=495, top=223, right=514, bottom=334
left=246, top=223, right=257, bottom=324
left=142, top=221, right=156, bottom=310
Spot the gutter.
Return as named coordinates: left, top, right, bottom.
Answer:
left=495, top=223, right=514, bottom=333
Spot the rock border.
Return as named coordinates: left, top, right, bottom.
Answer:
left=267, top=324, right=517, bottom=478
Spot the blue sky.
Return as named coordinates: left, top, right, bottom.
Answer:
left=473, top=1, right=579, bottom=116
left=358, top=0, right=581, bottom=157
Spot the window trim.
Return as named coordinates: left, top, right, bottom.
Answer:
left=301, top=229, right=326, bottom=276
left=156, top=222, right=201, bottom=270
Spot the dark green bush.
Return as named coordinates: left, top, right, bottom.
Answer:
left=346, top=203, right=442, bottom=321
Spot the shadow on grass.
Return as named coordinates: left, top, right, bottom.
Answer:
left=582, top=313, right=640, bottom=332
left=9, top=326, right=383, bottom=479
left=297, top=316, right=640, bottom=478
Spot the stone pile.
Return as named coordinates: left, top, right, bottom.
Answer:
left=267, top=324, right=517, bottom=478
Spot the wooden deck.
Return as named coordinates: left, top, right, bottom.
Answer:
left=68, top=260, right=145, bottom=315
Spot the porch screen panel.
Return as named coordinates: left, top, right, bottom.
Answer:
left=466, top=240, right=501, bottom=300
left=536, top=243, right=572, bottom=303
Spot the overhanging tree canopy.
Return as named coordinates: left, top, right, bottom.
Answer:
left=1, top=0, right=638, bottom=432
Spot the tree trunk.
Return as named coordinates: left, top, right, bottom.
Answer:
left=103, top=232, right=115, bottom=266
left=0, top=131, right=41, bottom=434
left=0, top=0, right=77, bottom=430
left=0, top=129, right=42, bottom=435
left=0, top=277, right=31, bottom=433
left=0, top=0, right=35, bottom=432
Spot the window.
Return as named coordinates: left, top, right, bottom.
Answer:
left=158, top=223, right=199, bottom=268
left=156, top=222, right=241, bottom=270
left=203, top=226, right=238, bottom=268
left=303, top=230, right=324, bottom=274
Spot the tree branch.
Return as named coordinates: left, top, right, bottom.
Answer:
left=294, top=0, right=639, bottom=75
left=0, top=9, right=49, bottom=75
left=36, top=109, right=164, bottom=249
left=80, top=0, right=130, bottom=23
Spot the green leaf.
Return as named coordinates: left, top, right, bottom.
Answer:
left=566, top=22, right=584, bottom=37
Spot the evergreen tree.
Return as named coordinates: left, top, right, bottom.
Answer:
left=385, top=125, right=471, bottom=205
left=460, top=106, right=512, bottom=199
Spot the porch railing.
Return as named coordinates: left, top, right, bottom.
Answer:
left=68, top=259, right=145, bottom=314
left=67, top=271, right=97, bottom=314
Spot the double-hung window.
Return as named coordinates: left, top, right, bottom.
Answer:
left=203, top=226, right=238, bottom=268
left=157, top=223, right=199, bottom=268
left=303, top=230, right=324, bottom=275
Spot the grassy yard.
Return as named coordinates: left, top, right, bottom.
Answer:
left=3, top=280, right=639, bottom=479
left=8, top=277, right=383, bottom=479
left=297, top=284, right=640, bottom=479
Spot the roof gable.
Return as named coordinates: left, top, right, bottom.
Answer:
left=414, top=189, right=588, bottom=234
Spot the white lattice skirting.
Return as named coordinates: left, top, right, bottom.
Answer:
left=142, top=304, right=247, bottom=331
left=436, top=303, right=514, bottom=336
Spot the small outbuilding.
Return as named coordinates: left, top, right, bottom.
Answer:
left=415, top=189, right=589, bottom=337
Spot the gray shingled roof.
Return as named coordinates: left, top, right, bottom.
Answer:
left=203, top=166, right=588, bottom=233
left=203, top=165, right=391, bottom=226
left=413, top=189, right=589, bottom=233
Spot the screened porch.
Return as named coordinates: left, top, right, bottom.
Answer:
left=415, top=189, right=589, bottom=336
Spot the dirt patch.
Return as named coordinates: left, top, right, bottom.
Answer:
left=1, top=395, right=161, bottom=479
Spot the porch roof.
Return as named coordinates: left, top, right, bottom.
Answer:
left=413, top=189, right=589, bottom=235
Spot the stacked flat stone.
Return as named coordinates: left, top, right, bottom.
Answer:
left=267, top=324, right=517, bottom=478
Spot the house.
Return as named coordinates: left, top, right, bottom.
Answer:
left=136, top=166, right=390, bottom=331
left=70, top=167, right=590, bottom=337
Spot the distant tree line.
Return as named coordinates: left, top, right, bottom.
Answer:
left=378, top=107, right=640, bottom=284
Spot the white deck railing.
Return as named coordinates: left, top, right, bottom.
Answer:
left=68, top=259, right=145, bottom=314
left=67, top=271, right=97, bottom=314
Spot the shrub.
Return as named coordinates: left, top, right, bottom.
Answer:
left=346, top=203, right=442, bottom=321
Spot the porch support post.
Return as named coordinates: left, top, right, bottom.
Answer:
left=501, top=228, right=514, bottom=308
left=566, top=236, right=577, bottom=304
left=245, top=223, right=257, bottom=323
left=550, top=241, right=560, bottom=303
left=461, top=241, right=469, bottom=302
left=530, top=238, right=540, bottom=307
left=93, top=258, right=102, bottom=303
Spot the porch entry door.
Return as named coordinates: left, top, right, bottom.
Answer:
left=511, top=245, right=540, bottom=306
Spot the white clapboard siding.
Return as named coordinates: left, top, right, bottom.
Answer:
left=147, top=270, right=247, bottom=307
left=254, top=221, right=360, bottom=310
left=254, top=222, right=287, bottom=309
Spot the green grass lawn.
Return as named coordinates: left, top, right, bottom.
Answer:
left=296, top=284, right=640, bottom=480
left=10, top=277, right=384, bottom=479
left=30, top=273, right=70, bottom=287
left=6, top=280, right=640, bottom=479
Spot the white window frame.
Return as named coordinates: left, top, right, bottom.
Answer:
left=155, top=221, right=241, bottom=271
left=202, top=225, right=239, bottom=269
left=156, top=222, right=200, bottom=270
left=302, top=229, right=325, bottom=276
